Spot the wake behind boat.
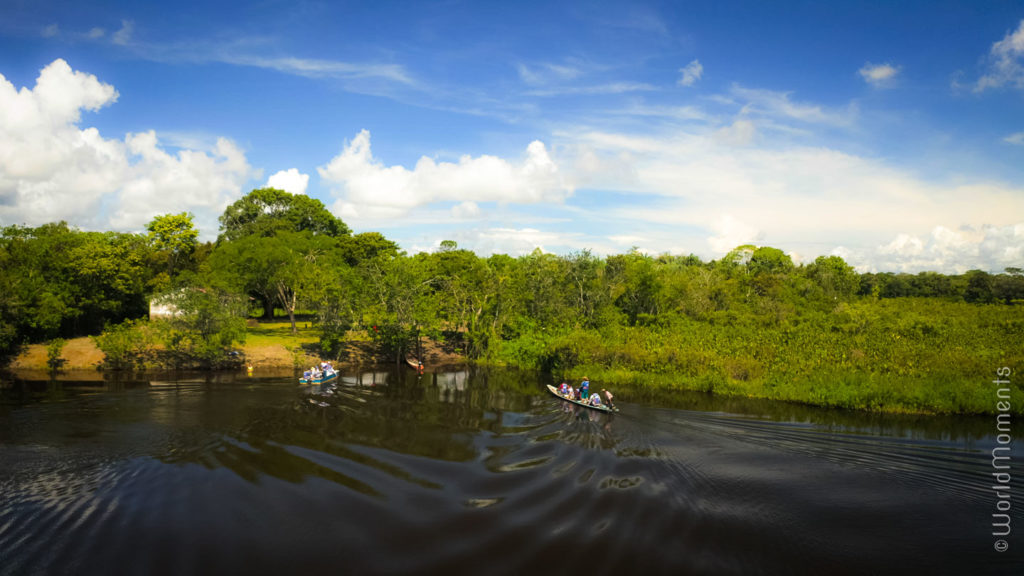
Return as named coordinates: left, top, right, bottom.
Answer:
left=546, top=384, right=618, bottom=413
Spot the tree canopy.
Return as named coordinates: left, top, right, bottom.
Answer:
left=218, top=187, right=351, bottom=241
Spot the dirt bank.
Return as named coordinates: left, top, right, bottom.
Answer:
left=9, top=336, right=466, bottom=371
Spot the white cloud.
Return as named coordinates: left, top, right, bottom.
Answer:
left=451, top=201, right=481, bottom=219
left=111, top=132, right=253, bottom=233
left=525, top=82, right=656, bottom=97
left=220, top=55, right=411, bottom=85
left=318, top=130, right=572, bottom=221
left=879, top=233, right=924, bottom=256
left=859, top=62, right=901, bottom=86
left=113, top=20, right=134, bottom=45
left=87, top=27, right=106, bottom=39
left=0, top=59, right=254, bottom=236
left=517, top=62, right=583, bottom=85
left=707, top=214, right=763, bottom=254
left=41, top=24, right=59, bottom=38
left=714, top=119, right=757, bottom=146
left=861, top=225, right=1024, bottom=273
left=730, top=85, right=855, bottom=126
left=445, top=227, right=574, bottom=256
left=1004, top=132, right=1024, bottom=145
left=678, top=59, right=703, bottom=87
left=974, top=19, right=1024, bottom=92
left=266, top=168, right=309, bottom=195
left=553, top=123, right=1024, bottom=270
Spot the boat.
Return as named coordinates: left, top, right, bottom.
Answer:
left=405, top=354, right=424, bottom=372
left=546, top=385, right=618, bottom=413
left=300, top=370, right=338, bottom=385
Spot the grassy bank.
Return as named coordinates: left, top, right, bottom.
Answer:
left=491, top=298, right=1024, bottom=415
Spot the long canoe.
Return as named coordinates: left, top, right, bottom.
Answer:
left=405, top=355, right=424, bottom=371
left=300, top=371, right=338, bottom=385
left=546, top=385, right=618, bottom=413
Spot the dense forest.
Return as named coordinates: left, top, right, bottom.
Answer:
left=2, top=188, right=1022, bottom=414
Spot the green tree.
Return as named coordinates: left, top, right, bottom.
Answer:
left=146, top=212, right=198, bottom=284
left=805, top=255, right=859, bottom=301
left=218, top=187, right=350, bottom=242
left=155, top=284, right=247, bottom=368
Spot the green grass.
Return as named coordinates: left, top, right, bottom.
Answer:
left=244, top=321, right=320, bottom=347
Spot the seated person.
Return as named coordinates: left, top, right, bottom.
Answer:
left=559, top=382, right=569, bottom=395
left=589, top=393, right=602, bottom=407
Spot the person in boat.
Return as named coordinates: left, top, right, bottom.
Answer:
left=303, top=369, right=312, bottom=380
left=559, top=381, right=569, bottom=396
left=566, top=385, right=575, bottom=400
left=589, top=393, right=602, bottom=407
left=602, top=388, right=615, bottom=410
left=580, top=377, right=590, bottom=400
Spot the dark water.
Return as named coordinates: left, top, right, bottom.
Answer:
left=1, top=368, right=1021, bottom=575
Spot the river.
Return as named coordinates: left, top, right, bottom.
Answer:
left=1, top=368, right=1020, bottom=575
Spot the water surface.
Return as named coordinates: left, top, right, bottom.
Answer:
left=1, top=368, right=1020, bottom=575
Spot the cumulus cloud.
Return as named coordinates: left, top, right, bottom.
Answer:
left=974, top=19, right=1024, bottom=92
left=678, top=59, right=703, bottom=87
left=860, top=225, right=1024, bottom=273
left=266, top=168, right=309, bottom=194
left=859, top=62, right=901, bottom=86
left=443, top=227, right=574, bottom=256
left=451, top=201, right=481, bottom=219
left=0, top=59, right=254, bottom=234
left=707, top=214, right=763, bottom=254
left=557, top=123, right=1024, bottom=271
left=318, top=130, right=572, bottom=221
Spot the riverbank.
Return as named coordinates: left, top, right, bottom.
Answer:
left=8, top=322, right=467, bottom=372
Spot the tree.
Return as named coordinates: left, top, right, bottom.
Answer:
left=146, top=212, right=198, bottom=281
left=155, top=284, right=247, bottom=368
left=208, top=231, right=335, bottom=331
left=218, top=187, right=350, bottom=242
left=963, top=270, right=994, bottom=303
left=748, top=246, right=794, bottom=276
left=805, top=255, right=859, bottom=301
left=338, top=232, right=400, bottom=267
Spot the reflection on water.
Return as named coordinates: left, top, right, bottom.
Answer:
left=1, top=367, right=1022, bottom=575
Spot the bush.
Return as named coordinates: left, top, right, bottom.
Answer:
left=92, top=320, right=153, bottom=370
left=46, top=338, right=66, bottom=369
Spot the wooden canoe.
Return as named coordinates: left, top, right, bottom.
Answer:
left=546, top=385, right=618, bottom=413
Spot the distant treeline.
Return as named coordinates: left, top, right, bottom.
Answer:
left=2, top=188, right=1022, bottom=413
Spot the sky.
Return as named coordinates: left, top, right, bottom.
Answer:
left=1, top=0, right=1023, bottom=273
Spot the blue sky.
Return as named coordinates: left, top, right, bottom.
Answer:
left=1, top=1, right=1023, bottom=272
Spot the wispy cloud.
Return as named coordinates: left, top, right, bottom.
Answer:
left=517, top=62, right=583, bottom=85
left=678, top=59, right=703, bottom=87
left=41, top=24, right=58, bottom=38
left=525, top=82, right=656, bottom=97
left=973, top=19, right=1024, bottom=92
left=858, top=62, right=900, bottom=87
left=1004, top=132, right=1024, bottom=145
left=220, top=54, right=412, bottom=84
left=730, top=84, right=856, bottom=127
left=112, top=19, right=134, bottom=45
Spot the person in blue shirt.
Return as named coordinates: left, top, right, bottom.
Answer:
left=589, top=393, right=602, bottom=407
left=559, top=381, right=569, bottom=396
left=580, top=377, right=590, bottom=400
